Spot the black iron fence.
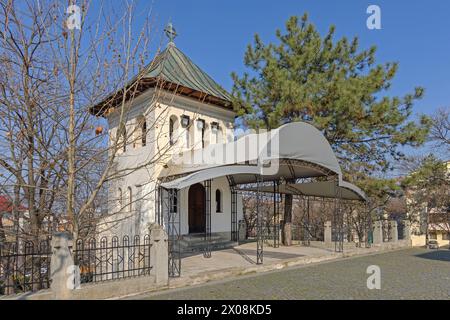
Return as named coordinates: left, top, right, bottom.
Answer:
left=382, top=220, right=392, bottom=242
left=0, top=238, right=51, bottom=296
left=397, top=221, right=405, bottom=240
left=73, top=235, right=152, bottom=284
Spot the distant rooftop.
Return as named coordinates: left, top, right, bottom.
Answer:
left=0, top=195, right=27, bottom=213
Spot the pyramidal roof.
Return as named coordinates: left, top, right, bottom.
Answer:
left=145, top=42, right=232, bottom=103
left=91, top=39, right=233, bottom=116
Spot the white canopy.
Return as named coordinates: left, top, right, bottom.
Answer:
left=158, top=121, right=366, bottom=202
left=238, top=180, right=367, bottom=202
left=159, top=122, right=341, bottom=178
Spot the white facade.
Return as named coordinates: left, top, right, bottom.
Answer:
left=103, top=88, right=243, bottom=238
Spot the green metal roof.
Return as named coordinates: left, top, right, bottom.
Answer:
left=90, top=41, right=233, bottom=116
left=144, top=42, right=232, bottom=104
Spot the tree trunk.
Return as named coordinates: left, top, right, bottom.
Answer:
left=282, top=194, right=293, bottom=246
left=67, top=26, right=78, bottom=239
left=425, top=206, right=429, bottom=245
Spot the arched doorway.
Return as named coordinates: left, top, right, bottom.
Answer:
left=188, top=183, right=206, bottom=233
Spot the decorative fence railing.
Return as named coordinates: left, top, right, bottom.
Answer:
left=382, top=220, right=392, bottom=242
left=0, top=238, right=52, bottom=296
left=397, top=221, right=405, bottom=240
left=73, top=235, right=152, bottom=284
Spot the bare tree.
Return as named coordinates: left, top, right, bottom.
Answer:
left=0, top=0, right=66, bottom=243
left=0, top=0, right=183, bottom=244
left=430, top=107, right=450, bottom=155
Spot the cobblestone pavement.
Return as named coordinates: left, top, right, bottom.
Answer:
left=136, top=248, right=450, bottom=300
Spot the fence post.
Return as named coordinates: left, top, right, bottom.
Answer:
left=50, top=232, right=76, bottom=299
left=373, top=221, right=383, bottom=245
left=390, top=220, right=398, bottom=242
left=238, top=220, right=247, bottom=242
left=324, top=221, right=332, bottom=245
left=150, top=225, right=169, bottom=286
left=403, top=220, right=411, bottom=241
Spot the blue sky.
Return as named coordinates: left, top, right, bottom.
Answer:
left=142, top=0, right=450, bottom=120
left=135, top=0, right=449, bottom=163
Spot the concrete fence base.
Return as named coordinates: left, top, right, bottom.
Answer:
left=1, top=228, right=169, bottom=300
left=1, top=274, right=168, bottom=300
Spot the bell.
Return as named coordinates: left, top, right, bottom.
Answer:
left=95, top=126, right=103, bottom=135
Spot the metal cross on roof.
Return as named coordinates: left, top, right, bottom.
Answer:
left=164, top=22, right=177, bottom=43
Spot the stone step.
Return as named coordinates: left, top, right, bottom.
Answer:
left=179, top=239, right=233, bottom=249
left=179, top=240, right=238, bottom=254
left=168, top=233, right=237, bottom=253
left=180, top=235, right=224, bottom=244
left=179, top=235, right=232, bottom=246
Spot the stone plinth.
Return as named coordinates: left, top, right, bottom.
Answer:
left=150, top=225, right=169, bottom=286
left=324, top=221, right=332, bottom=245
left=373, top=221, right=383, bottom=245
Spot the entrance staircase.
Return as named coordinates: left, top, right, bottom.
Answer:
left=179, top=233, right=238, bottom=255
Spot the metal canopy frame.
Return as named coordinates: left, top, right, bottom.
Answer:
left=302, top=196, right=311, bottom=247
left=227, top=175, right=238, bottom=242
left=256, top=176, right=263, bottom=265
left=157, top=186, right=181, bottom=277
left=159, top=158, right=365, bottom=277
left=333, top=176, right=344, bottom=252
left=203, top=179, right=212, bottom=258
left=273, top=181, right=281, bottom=248
left=238, top=174, right=349, bottom=253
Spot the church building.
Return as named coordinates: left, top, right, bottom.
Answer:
left=91, top=23, right=243, bottom=252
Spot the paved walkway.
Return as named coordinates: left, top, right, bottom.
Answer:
left=132, top=247, right=450, bottom=300
left=180, top=241, right=333, bottom=276
left=165, top=240, right=412, bottom=291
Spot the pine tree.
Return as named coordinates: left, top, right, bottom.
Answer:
left=231, top=14, right=431, bottom=245
left=402, top=156, right=449, bottom=246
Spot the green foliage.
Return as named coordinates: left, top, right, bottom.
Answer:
left=402, top=155, right=449, bottom=191
left=401, top=155, right=449, bottom=227
left=359, top=176, right=401, bottom=219
left=232, top=13, right=431, bottom=177
left=363, top=177, right=400, bottom=199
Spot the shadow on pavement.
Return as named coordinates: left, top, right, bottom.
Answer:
left=231, top=248, right=305, bottom=261
left=414, top=249, right=450, bottom=262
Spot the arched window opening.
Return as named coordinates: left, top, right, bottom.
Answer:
left=140, top=117, right=147, bottom=147
left=117, top=123, right=127, bottom=153
left=169, top=115, right=179, bottom=146
left=134, top=116, right=147, bottom=148
left=211, top=122, right=224, bottom=144
left=118, top=188, right=123, bottom=210
left=188, top=124, right=195, bottom=148
left=211, top=122, right=219, bottom=144
left=215, top=189, right=222, bottom=213
left=180, top=115, right=190, bottom=148
left=128, top=186, right=132, bottom=213
left=170, top=191, right=178, bottom=213
left=169, top=117, right=174, bottom=145
left=197, top=119, right=206, bottom=148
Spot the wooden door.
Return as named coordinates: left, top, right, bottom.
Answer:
left=188, top=183, right=205, bottom=233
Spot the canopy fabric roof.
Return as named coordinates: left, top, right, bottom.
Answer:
left=159, top=164, right=366, bottom=202
left=159, top=165, right=261, bottom=189
left=238, top=180, right=367, bottom=202
left=159, top=122, right=355, bottom=196
left=159, top=122, right=342, bottom=180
